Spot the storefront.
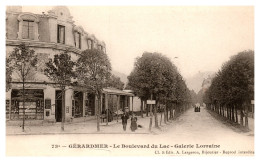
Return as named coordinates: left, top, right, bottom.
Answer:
left=9, top=89, right=44, bottom=120
left=72, top=91, right=84, bottom=118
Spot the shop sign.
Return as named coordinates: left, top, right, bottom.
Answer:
left=19, top=102, right=36, bottom=109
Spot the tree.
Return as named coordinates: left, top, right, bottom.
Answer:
left=190, top=90, right=198, bottom=106
left=203, top=50, right=254, bottom=129
left=6, top=57, right=13, bottom=92
left=8, top=43, right=38, bottom=132
left=76, top=49, right=111, bottom=132
left=44, top=51, right=76, bottom=131
left=128, top=52, right=180, bottom=129
left=107, top=74, right=124, bottom=90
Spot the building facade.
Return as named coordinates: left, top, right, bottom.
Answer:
left=6, top=6, right=130, bottom=124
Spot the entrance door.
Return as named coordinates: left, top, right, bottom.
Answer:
left=73, top=91, right=83, bottom=118
left=88, top=93, right=95, bottom=116
left=55, top=90, right=62, bottom=122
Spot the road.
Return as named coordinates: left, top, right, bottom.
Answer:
left=6, top=106, right=254, bottom=156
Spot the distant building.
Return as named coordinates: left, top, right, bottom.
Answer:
left=201, top=75, right=214, bottom=94
left=123, top=90, right=142, bottom=113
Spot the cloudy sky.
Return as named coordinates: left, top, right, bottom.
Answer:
left=22, top=6, right=254, bottom=79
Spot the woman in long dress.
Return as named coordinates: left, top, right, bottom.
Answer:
left=130, top=115, right=138, bottom=132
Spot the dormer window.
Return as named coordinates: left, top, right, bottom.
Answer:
left=57, top=25, right=65, bottom=44
left=17, top=13, right=39, bottom=40
left=87, top=39, right=94, bottom=49
left=73, top=26, right=84, bottom=49
left=75, top=32, right=81, bottom=49
left=98, top=45, right=103, bottom=51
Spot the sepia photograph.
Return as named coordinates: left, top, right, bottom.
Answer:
left=3, top=4, right=255, bottom=157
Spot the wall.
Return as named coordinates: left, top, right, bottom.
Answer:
left=6, top=13, right=19, bottom=40
left=38, top=17, right=50, bottom=42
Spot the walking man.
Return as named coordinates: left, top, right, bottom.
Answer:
left=121, top=112, right=129, bottom=131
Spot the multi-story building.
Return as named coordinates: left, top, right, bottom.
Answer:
left=6, top=6, right=132, bottom=124
left=201, top=75, right=214, bottom=94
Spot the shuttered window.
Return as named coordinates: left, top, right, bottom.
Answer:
left=22, top=20, right=34, bottom=39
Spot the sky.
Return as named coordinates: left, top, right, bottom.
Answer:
left=22, top=6, right=254, bottom=79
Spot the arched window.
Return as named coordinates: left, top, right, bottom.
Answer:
left=17, top=13, right=39, bottom=40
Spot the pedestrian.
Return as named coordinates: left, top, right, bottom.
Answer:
left=130, top=114, right=138, bottom=132
left=121, top=112, right=129, bottom=131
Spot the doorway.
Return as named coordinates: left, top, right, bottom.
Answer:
left=55, top=90, right=62, bottom=122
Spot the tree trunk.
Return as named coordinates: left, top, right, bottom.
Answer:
left=229, top=106, right=232, bottom=120
left=149, top=104, right=153, bottom=131
left=61, top=89, right=65, bottom=131
left=145, top=100, right=149, bottom=117
left=232, top=105, right=235, bottom=121
left=230, top=105, right=234, bottom=122
left=222, top=105, right=224, bottom=117
left=220, top=105, right=223, bottom=116
left=235, top=106, right=238, bottom=123
left=235, top=108, right=238, bottom=123
left=22, top=78, right=25, bottom=132
left=149, top=94, right=153, bottom=131
left=141, top=99, right=143, bottom=118
left=228, top=106, right=231, bottom=120
left=106, top=94, right=108, bottom=126
left=97, top=94, right=101, bottom=132
left=240, top=108, right=244, bottom=126
left=227, top=106, right=229, bottom=119
left=164, top=105, right=167, bottom=124
left=174, top=103, right=178, bottom=118
left=245, top=102, right=249, bottom=129
left=160, top=107, right=163, bottom=126
left=169, top=104, right=173, bottom=120
left=225, top=106, right=227, bottom=118
left=154, top=101, right=159, bottom=128
left=166, top=103, right=169, bottom=122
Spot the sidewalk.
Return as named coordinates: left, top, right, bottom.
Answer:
left=222, top=110, right=254, bottom=132
left=6, top=114, right=172, bottom=135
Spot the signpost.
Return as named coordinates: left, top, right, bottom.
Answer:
left=147, top=100, right=156, bottom=105
left=147, top=99, right=156, bottom=131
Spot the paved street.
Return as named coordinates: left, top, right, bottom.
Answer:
left=6, top=106, right=254, bottom=156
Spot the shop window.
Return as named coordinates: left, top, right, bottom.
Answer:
left=10, top=89, right=44, bottom=120
left=57, top=25, right=65, bottom=44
